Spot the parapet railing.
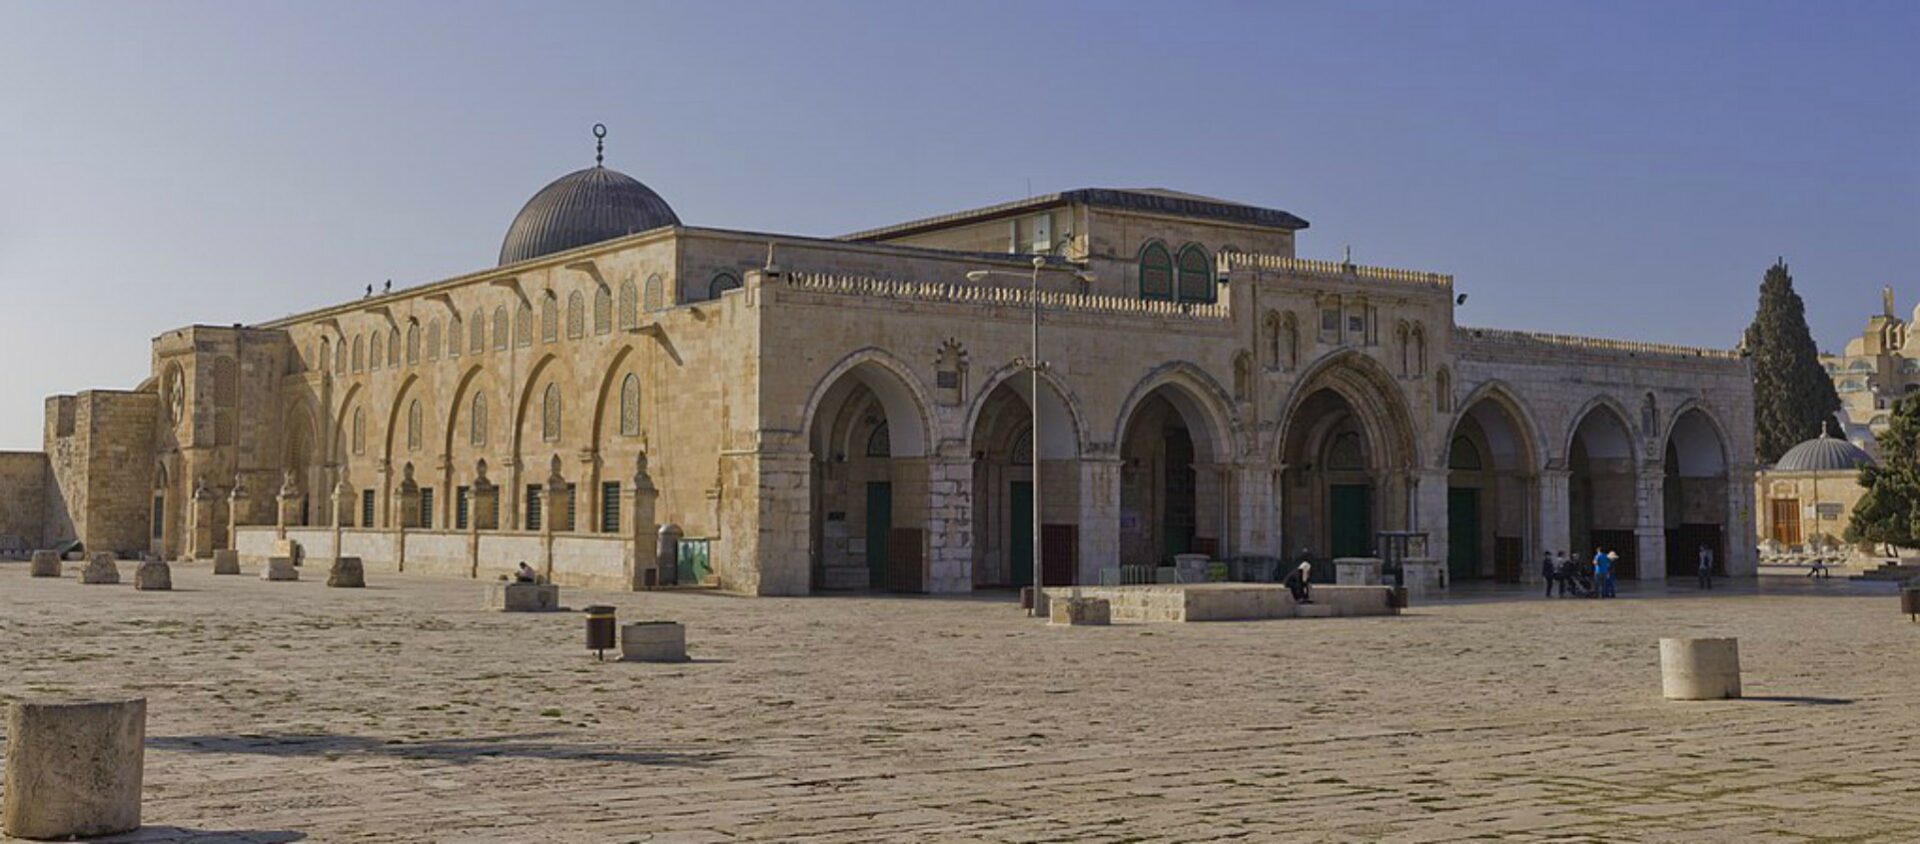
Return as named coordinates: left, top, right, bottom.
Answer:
left=1455, top=326, right=1742, bottom=361
left=782, top=272, right=1231, bottom=321
left=1220, top=252, right=1453, bottom=290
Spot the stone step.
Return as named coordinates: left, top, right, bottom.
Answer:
left=1295, top=604, right=1338, bottom=618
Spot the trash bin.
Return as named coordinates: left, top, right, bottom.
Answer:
left=585, top=605, right=617, bottom=660
left=1901, top=587, right=1919, bottom=622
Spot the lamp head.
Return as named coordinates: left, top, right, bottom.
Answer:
left=1031, top=255, right=1047, bottom=270
left=965, top=271, right=989, bottom=282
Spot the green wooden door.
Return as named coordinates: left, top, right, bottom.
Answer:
left=1330, top=484, right=1371, bottom=558
left=1448, top=487, right=1480, bottom=581
left=1009, top=481, right=1033, bottom=587
left=865, top=482, right=891, bottom=589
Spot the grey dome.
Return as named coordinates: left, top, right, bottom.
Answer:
left=499, top=166, right=679, bottom=266
left=1775, top=431, right=1875, bottom=472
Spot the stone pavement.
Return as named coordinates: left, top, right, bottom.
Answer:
left=2, top=562, right=1917, bottom=843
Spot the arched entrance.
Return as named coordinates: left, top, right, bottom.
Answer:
left=806, top=358, right=933, bottom=592
left=967, top=373, right=1080, bottom=588
left=1567, top=403, right=1639, bottom=577
left=1278, top=355, right=1419, bottom=565
left=1117, top=381, right=1229, bottom=568
left=283, top=404, right=317, bottom=526
left=1663, top=408, right=1731, bottom=577
left=1445, top=391, right=1539, bottom=582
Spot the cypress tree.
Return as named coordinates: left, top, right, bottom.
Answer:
left=1743, top=259, right=1841, bottom=463
left=1847, top=394, right=1919, bottom=552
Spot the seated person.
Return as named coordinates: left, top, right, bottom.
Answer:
left=514, top=562, right=537, bottom=583
left=1284, top=561, right=1314, bottom=603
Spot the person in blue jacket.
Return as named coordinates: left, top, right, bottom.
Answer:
left=1594, top=548, right=1616, bottom=598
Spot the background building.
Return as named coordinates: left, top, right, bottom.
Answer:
left=1822, top=287, right=1920, bottom=453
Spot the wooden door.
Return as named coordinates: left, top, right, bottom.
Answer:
left=1770, top=499, right=1802, bottom=545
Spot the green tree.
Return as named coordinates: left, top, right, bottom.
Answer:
left=1847, top=394, right=1920, bottom=552
left=1744, top=260, right=1841, bottom=463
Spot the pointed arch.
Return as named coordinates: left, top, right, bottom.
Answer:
left=1278, top=349, right=1422, bottom=471
left=426, top=318, right=441, bottom=362
left=1110, top=361, right=1241, bottom=463
left=566, top=290, right=586, bottom=339
left=587, top=344, right=642, bottom=447
left=468, top=308, right=485, bottom=354
left=1442, top=380, right=1548, bottom=473
left=1175, top=243, right=1213, bottom=303
left=406, top=320, right=422, bottom=365
left=799, top=348, right=937, bottom=458
left=381, top=374, right=422, bottom=460
left=492, top=306, right=510, bottom=351
left=593, top=285, right=613, bottom=334
left=1562, top=394, right=1640, bottom=467
left=618, top=278, right=638, bottom=329
left=510, top=353, right=562, bottom=460
left=961, top=361, right=1089, bottom=460
left=441, top=364, right=489, bottom=456
left=1138, top=240, right=1173, bottom=301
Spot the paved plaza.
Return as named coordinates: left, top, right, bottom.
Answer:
left=2, top=563, right=1917, bottom=843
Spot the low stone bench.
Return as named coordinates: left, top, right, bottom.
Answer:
left=2, top=698, right=145, bottom=840
left=211, top=548, right=241, bottom=575
left=80, top=553, right=120, bottom=585
left=1050, top=596, right=1112, bottom=626
left=620, top=621, right=688, bottom=662
left=261, top=557, right=299, bottom=582
left=1661, top=637, right=1741, bottom=700
left=134, top=560, right=171, bottom=591
left=327, top=557, right=365, bottom=588
left=29, top=550, right=61, bottom=578
left=488, top=581, right=559, bottom=612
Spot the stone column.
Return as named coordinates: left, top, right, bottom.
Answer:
left=188, top=478, right=216, bottom=561
left=1635, top=465, right=1667, bottom=580
left=1076, top=456, right=1123, bottom=585
left=924, top=455, right=975, bottom=593
left=580, top=448, right=602, bottom=533
left=541, top=455, right=566, bottom=578
left=275, top=470, right=302, bottom=539
left=1725, top=464, right=1757, bottom=577
left=375, top=459, right=393, bottom=530
left=471, top=460, right=499, bottom=531
left=226, top=474, right=248, bottom=552
left=716, top=446, right=811, bottom=596
left=1537, top=467, right=1572, bottom=563
left=1229, top=460, right=1280, bottom=559
left=628, top=452, right=659, bottom=590
left=394, top=463, right=420, bottom=572
left=1411, top=467, right=1449, bottom=565
left=502, top=457, right=522, bottom=531
left=436, top=454, right=454, bottom=531
left=331, top=477, right=353, bottom=563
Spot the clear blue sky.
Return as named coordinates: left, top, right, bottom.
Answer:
left=1, top=1, right=1915, bottom=450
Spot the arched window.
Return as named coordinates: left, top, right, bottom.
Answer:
left=463, top=309, right=479, bottom=354
left=1176, top=244, right=1212, bottom=303
left=1263, top=312, right=1282, bottom=370
left=619, top=374, right=641, bottom=437
left=335, top=338, right=346, bottom=373
left=593, top=286, right=612, bottom=335
left=1448, top=436, right=1483, bottom=471
left=1435, top=367, right=1452, bottom=412
left=318, top=338, right=331, bottom=374
left=406, top=322, right=421, bottom=365
left=352, top=335, right=364, bottom=372
left=566, top=291, right=585, bottom=339
left=540, top=294, right=558, bottom=343
left=492, top=307, right=509, bottom=351
left=1139, top=242, right=1173, bottom=301
left=470, top=393, right=488, bottom=447
left=709, top=272, right=741, bottom=299
left=1396, top=322, right=1412, bottom=375
left=866, top=422, right=891, bottom=457
left=440, top=317, right=454, bottom=359
left=541, top=383, right=561, bottom=443
left=515, top=303, right=533, bottom=348
left=1281, top=313, right=1298, bottom=370
left=369, top=332, right=384, bottom=369
left=351, top=407, right=365, bottom=455
left=618, top=279, right=638, bottom=329
left=1009, top=428, right=1033, bottom=465
left=643, top=274, right=664, bottom=312
left=407, top=399, right=422, bottom=452
left=1411, top=325, right=1428, bottom=376
left=1233, top=352, right=1253, bottom=401
left=387, top=330, right=400, bottom=368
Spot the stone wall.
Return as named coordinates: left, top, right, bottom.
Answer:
left=43, top=391, right=159, bottom=555
left=0, top=451, right=49, bottom=549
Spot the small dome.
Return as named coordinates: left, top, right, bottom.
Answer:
left=499, top=165, right=678, bottom=266
left=1775, top=427, right=1876, bottom=472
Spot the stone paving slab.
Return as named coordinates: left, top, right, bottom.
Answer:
left=0, top=564, right=1916, bottom=842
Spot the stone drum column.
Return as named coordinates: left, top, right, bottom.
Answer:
left=1660, top=637, right=1742, bottom=700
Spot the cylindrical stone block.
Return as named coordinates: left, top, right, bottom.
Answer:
left=327, top=557, right=365, bottom=588
left=29, top=550, right=61, bottom=578
left=79, top=553, right=120, bottom=585
left=1660, top=637, right=1741, bottom=700
left=133, top=560, right=172, bottom=591
left=2, top=698, right=146, bottom=840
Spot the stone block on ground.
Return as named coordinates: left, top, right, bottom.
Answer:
left=29, top=550, right=61, bottom=578
left=211, top=548, right=240, bottom=575
left=133, top=560, right=171, bottom=591
left=1661, top=637, right=1742, bottom=700
left=1050, top=596, right=1112, bottom=626
left=1335, top=557, right=1383, bottom=586
left=273, top=539, right=304, bottom=566
left=488, top=582, right=559, bottom=612
left=620, top=621, right=688, bottom=662
left=2, top=698, right=145, bottom=840
left=261, top=557, right=299, bottom=582
left=327, top=557, right=365, bottom=588
left=79, top=553, right=120, bottom=585
left=1021, top=586, right=1050, bottom=617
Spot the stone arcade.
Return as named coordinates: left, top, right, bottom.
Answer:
left=16, top=136, right=1756, bottom=594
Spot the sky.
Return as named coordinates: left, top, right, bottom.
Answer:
left=0, top=0, right=1915, bottom=450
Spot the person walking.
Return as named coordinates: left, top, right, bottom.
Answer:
left=1542, top=551, right=1558, bottom=598
left=1594, top=547, right=1615, bottom=599
left=1555, top=551, right=1572, bottom=596
left=1697, top=544, right=1715, bottom=590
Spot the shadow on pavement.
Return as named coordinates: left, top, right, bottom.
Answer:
left=1740, top=695, right=1855, bottom=706
left=148, top=731, right=720, bottom=767
left=90, top=827, right=306, bottom=843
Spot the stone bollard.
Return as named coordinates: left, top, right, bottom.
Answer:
left=133, top=560, right=172, bottom=591
left=2, top=698, right=146, bottom=840
left=1050, top=596, right=1112, bottom=626
left=261, top=557, right=299, bottom=582
left=488, top=581, right=560, bottom=612
left=327, top=557, right=366, bottom=588
left=1020, top=586, right=1050, bottom=618
left=29, top=550, right=61, bottom=578
left=1660, top=637, right=1742, bottom=700
left=79, top=553, right=120, bottom=585
left=619, top=621, right=689, bottom=662
left=211, top=548, right=241, bottom=575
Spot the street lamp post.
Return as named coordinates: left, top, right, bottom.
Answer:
left=967, top=256, right=1094, bottom=615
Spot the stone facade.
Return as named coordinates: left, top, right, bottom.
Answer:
left=1822, top=286, right=1919, bottom=451
left=0, top=451, right=49, bottom=550
left=20, top=168, right=1757, bottom=594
